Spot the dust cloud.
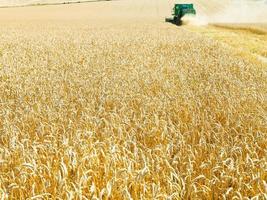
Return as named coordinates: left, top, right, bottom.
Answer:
left=182, top=0, right=267, bottom=25
left=210, top=0, right=267, bottom=23
left=182, top=15, right=209, bottom=26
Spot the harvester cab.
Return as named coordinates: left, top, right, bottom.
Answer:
left=165, top=4, right=196, bottom=25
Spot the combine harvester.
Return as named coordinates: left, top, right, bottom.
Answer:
left=165, top=4, right=196, bottom=25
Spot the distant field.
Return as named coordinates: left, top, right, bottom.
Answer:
left=212, top=23, right=267, bottom=33
left=0, top=0, right=96, bottom=7
left=188, top=22, right=267, bottom=59
left=0, top=0, right=266, bottom=199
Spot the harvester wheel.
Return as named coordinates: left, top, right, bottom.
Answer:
left=175, top=17, right=181, bottom=25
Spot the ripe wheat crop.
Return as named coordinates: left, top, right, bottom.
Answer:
left=0, top=1, right=266, bottom=199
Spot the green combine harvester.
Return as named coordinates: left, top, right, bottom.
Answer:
left=165, top=4, right=196, bottom=25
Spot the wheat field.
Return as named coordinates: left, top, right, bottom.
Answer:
left=0, top=0, right=266, bottom=199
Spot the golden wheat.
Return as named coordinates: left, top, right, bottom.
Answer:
left=0, top=1, right=266, bottom=199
